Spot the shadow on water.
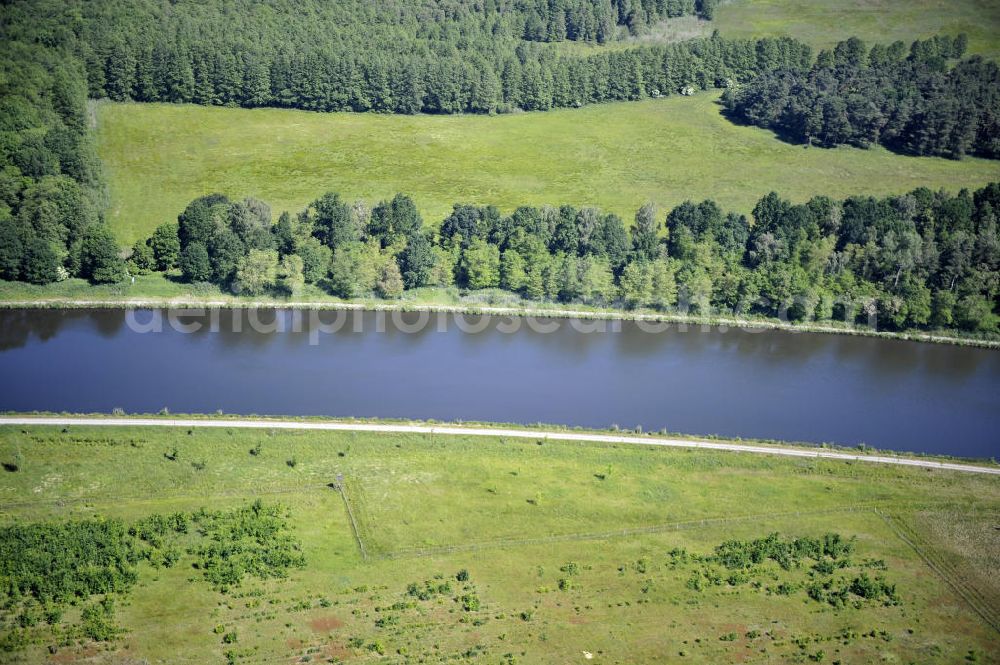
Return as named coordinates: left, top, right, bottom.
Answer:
left=0, top=309, right=126, bottom=351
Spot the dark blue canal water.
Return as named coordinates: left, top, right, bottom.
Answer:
left=0, top=308, right=997, bottom=458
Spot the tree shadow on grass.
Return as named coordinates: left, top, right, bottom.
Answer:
left=715, top=99, right=817, bottom=149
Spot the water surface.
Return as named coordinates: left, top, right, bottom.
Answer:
left=0, top=308, right=997, bottom=458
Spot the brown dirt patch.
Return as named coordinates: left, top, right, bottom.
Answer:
left=325, top=643, right=353, bottom=660
left=718, top=624, right=751, bottom=663
left=309, top=615, right=344, bottom=632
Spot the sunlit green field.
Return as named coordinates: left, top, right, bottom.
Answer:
left=571, top=0, right=1000, bottom=59
left=97, top=93, right=1000, bottom=244
left=1, top=424, right=997, bottom=663
left=714, top=0, right=1000, bottom=61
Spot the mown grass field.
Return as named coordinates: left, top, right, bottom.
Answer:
left=96, top=93, right=1000, bottom=244
left=714, top=0, right=1000, bottom=61
left=1, top=424, right=997, bottom=663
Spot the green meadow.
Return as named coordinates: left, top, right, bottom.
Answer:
left=574, top=0, right=1000, bottom=60
left=96, top=93, right=1000, bottom=244
left=714, top=0, right=1000, bottom=61
left=0, top=424, right=997, bottom=663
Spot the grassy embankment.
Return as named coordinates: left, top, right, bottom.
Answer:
left=96, top=92, right=1000, bottom=245
left=0, top=423, right=997, bottom=663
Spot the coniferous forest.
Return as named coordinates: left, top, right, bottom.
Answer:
left=723, top=35, right=1000, bottom=159
left=2, top=0, right=800, bottom=114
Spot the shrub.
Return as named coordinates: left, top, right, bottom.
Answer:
left=190, top=500, right=306, bottom=591
left=727, top=572, right=749, bottom=586
left=3, top=449, right=23, bottom=472
left=407, top=580, right=452, bottom=600
left=712, top=532, right=854, bottom=571
left=80, top=598, right=119, bottom=642
left=43, top=606, right=63, bottom=624
left=849, top=574, right=898, bottom=604
left=374, top=614, right=398, bottom=628
left=812, top=560, right=835, bottom=575
left=0, top=519, right=140, bottom=609
left=560, top=562, right=580, bottom=576
left=17, top=604, right=41, bottom=628
left=773, top=582, right=797, bottom=596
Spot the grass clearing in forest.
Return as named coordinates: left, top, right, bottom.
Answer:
left=713, top=0, right=1000, bottom=61
left=0, top=423, right=997, bottom=663
left=97, top=93, right=1000, bottom=244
